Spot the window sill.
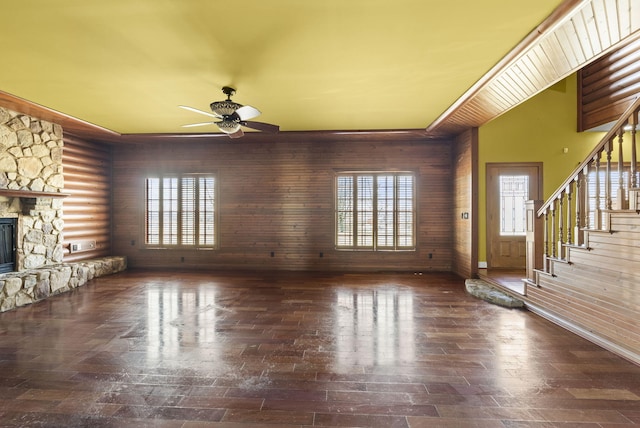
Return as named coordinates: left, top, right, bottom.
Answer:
left=142, top=246, right=217, bottom=251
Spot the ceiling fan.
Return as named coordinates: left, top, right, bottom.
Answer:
left=179, top=86, right=280, bottom=138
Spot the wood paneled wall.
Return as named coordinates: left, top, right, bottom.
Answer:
left=452, top=128, right=478, bottom=279
left=527, top=211, right=640, bottom=363
left=111, top=135, right=454, bottom=272
left=62, top=135, right=112, bottom=261
left=579, top=33, right=640, bottom=131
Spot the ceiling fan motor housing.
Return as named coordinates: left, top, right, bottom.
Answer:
left=210, top=100, right=242, bottom=117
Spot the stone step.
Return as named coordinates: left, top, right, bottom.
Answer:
left=465, top=278, right=524, bottom=308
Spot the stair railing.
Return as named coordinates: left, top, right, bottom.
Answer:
left=534, top=96, right=640, bottom=274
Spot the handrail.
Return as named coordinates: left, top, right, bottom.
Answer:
left=537, top=96, right=640, bottom=217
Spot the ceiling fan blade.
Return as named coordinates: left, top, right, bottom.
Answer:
left=236, top=105, right=261, bottom=121
left=228, top=128, right=244, bottom=139
left=241, top=121, right=280, bottom=133
left=182, top=121, right=217, bottom=128
left=179, top=105, right=221, bottom=119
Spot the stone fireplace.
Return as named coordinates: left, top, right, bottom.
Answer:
left=0, top=106, right=126, bottom=312
left=0, top=106, right=65, bottom=272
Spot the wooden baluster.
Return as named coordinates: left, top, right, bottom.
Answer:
left=595, top=152, right=602, bottom=229
left=544, top=208, right=549, bottom=271
left=566, top=183, right=572, bottom=245
left=603, top=139, right=614, bottom=231
left=558, top=195, right=564, bottom=259
left=575, top=172, right=584, bottom=246
left=617, top=126, right=626, bottom=209
left=605, top=138, right=613, bottom=211
left=582, top=165, right=590, bottom=232
left=632, top=109, right=638, bottom=188
left=551, top=200, right=557, bottom=259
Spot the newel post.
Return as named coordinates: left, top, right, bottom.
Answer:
left=525, top=200, right=544, bottom=283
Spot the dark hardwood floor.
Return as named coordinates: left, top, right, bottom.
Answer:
left=0, top=269, right=639, bottom=427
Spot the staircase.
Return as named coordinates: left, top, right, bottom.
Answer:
left=526, top=97, right=640, bottom=365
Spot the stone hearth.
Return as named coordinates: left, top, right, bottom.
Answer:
left=0, top=256, right=127, bottom=312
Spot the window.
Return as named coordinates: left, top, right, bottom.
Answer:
left=499, top=174, right=528, bottom=236
left=145, top=174, right=217, bottom=248
left=336, top=172, right=415, bottom=250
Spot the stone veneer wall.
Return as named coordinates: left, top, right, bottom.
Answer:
left=0, top=256, right=127, bottom=312
left=0, top=106, right=65, bottom=269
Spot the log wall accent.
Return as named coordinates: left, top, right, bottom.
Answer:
left=527, top=211, right=640, bottom=364
left=62, top=135, right=112, bottom=261
left=452, top=128, right=478, bottom=279
left=579, top=33, right=640, bottom=131
left=111, top=135, right=454, bottom=272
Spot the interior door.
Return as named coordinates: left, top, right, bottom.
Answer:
left=486, top=163, right=542, bottom=269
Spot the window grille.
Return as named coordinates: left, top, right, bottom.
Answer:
left=499, top=175, right=528, bottom=236
left=145, top=174, right=216, bottom=247
left=336, top=172, right=415, bottom=250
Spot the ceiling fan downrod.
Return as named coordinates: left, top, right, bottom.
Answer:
left=221, top=86, right=236, bottom=100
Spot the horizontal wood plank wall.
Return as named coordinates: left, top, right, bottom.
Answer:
left=527, top=211, right=640, bottom=360
left=62, top=135, right=112, bottom=261
left=579, top=33, right=640, bottom=131
left=111, top=136, right=454, bottom=272
left=451, top=128, right=477, bottom=279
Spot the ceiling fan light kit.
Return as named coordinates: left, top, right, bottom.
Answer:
left=180, top=86, right=279, bottom=138
left=216, top=119, right=242, bottom=135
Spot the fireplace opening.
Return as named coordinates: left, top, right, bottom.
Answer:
left=0, top=218, right=17, bottom=274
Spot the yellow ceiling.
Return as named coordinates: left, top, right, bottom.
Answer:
left=0, top=0, right=564, bottom=135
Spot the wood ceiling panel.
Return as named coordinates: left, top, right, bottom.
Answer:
left=582, top=6, right=603, bottom=53
left=539, top=37, right=574, bottom=77
left=506, top=66, right=536, bottom=96
left=618, top=0, right=632, bottom=34
left=592, top=0, right=612, bottom=47
left=427, top=0, right=640, bottom=138
left=555, top=28, right=582, bottom=68
left=606, top=0, right=621, bottom=41
left=529, top=45, right=561, bottom=82
left=574, top=11, right=596, bottom=58
left=519, top=56, right=546, bottom=90
left=632, top=0, right=640, bottom=30
left=485, top=85, right=511, bottom=112
left=494, top=74, right=531, bottom=101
